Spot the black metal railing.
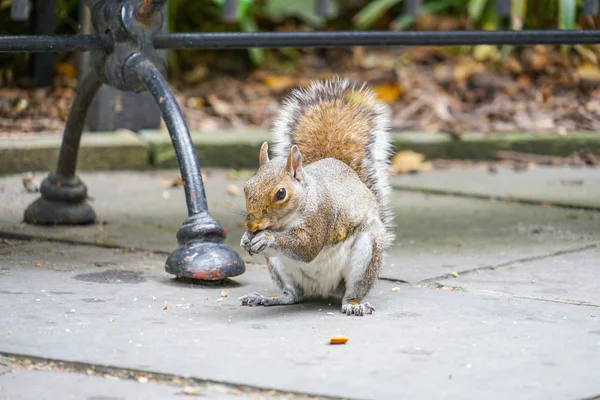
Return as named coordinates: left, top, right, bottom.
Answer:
left=2, top=0, right=600, bottom=283
left=3, top=29, right=600, bottom=53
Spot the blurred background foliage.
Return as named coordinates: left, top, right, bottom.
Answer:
left=2, top=0, right=600, bottom=135
left=1, top=0, right=599, bottom=78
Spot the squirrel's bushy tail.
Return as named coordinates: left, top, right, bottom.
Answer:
left=271, top=77, right=394, bottom=245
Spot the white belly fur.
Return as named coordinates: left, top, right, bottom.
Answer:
left=268, top=238, right=355, bottom=299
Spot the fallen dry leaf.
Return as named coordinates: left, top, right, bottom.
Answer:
left=163, top=305, right=168, bottom=311
left=528, top=52, right=547, bottom=72
left=453, top=60, right=485, bottom=83
left=264, top=75, right=296, bottom=92
left=160, top=175, right=183, bottom=188
left=577, top=63, right=600, bottom=82
left=55, top=63, right=77, bottom=79
left=391, top=150, right=425, bottom=174
left=11, top=98, right=28, bottom=116
left=22, top=173, right=39, bottom=192
left=186, top=97, right=204, bottom=109
left=206, top=94, right=231, bottom=116
left=373, top=83, right=402, bottom=103
left=451, top=272, right=459, bottom=278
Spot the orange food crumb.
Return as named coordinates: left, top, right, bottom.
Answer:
left=329, top=336, right=349, bottom=345
left=35, top=263, right=41, bottom=267
left=163, top=306, right=168, bottom=311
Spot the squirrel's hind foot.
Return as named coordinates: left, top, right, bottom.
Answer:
left=341, top=302, right=375, bottom=316
left=239, top=292, right=271, bottom=307
left=239, top=292, right=297, bottom=307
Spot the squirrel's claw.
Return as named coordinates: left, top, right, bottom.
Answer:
left=239, top=292, right=270, bottom=307
left=341, top=302, right=375, bottom=316
left=248, top=231, right=273, bottom=255
left=240, top=231, right=272, bottom=255
left=238, top=292, right=265, bottom=307
left=240, top=231, right=255, bottom=255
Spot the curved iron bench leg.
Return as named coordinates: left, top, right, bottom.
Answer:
left=136, top=58, right=245, bottom=281
left=23, top=72, right=101, bottom=225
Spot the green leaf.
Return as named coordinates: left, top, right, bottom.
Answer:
left=558, top=0, right=576, bottom=29
left=239, top=16, right=264, bottom=66
left=238, top=0, right=254, bottom=18
left=392, top=14, right=415, bottom=30
left=265, top=0, right=337, bottom=26
left=354, top=0, right=403, bottom=30
left=500, top=44, right=515, bottom=56
left=510, top=0, right=527, bottom=29
left=212, top=0, right=254, bottom=19
left=391, top=0, right=459, bottom=30
left=468, top=0, right=488, bottom=23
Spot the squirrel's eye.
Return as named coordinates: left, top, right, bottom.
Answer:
left=274, top=188, right=286, bottom=201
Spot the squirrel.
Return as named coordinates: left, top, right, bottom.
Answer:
left=239, top=77, right=394, bottom=316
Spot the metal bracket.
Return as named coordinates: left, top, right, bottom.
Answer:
left=23, top=0, right=245, bottom=282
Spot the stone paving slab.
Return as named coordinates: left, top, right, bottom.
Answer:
left=391, top=166, right=600, bottom=209
left=0, top=369, right=250, bottom=400
left=0, top=370, right=206, bottom=400
left=1, top=241, right=600, bottom=400
left=2, top=170, right=600, bottom=284
left=436, top=247, right=600, bottom=307
left=385, top=195, right=600, bottom=283
left=0, top=170, right=247, bottom=256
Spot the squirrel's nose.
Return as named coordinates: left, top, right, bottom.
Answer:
left=245, top=222, right=258, bottom=232
left=245, top=215, right=259, bottom=232
left=245, top=215, right=269, bottom=233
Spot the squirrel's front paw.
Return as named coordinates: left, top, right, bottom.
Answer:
left=341, top=302, right=375, bottom=316
left=248, top=231, right=274, bottom=255
left=240, top=231, right=255, bottom=255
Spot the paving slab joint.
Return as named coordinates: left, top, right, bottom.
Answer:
left=419, top=242, right=600, bottom=285
left=0, top=352, right=342, bottom=400
left=392, top=185, right=600, bottom=212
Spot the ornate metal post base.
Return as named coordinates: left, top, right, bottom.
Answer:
left=24, top=72, right=101, bottom=225
left=25, top=0, right=244, bottom=281
left=23, top=174, right=95, bottom=225
left=166, top=214, right=245, bottom=280
left=136, top=58, right=244, bottom=280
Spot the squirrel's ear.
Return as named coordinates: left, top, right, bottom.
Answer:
left=259, top=142, right=270, bottom=166
left=286, top=145, right=303, bottom=181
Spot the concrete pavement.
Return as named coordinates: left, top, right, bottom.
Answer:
left=1, top=166, right=599, bottom=400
